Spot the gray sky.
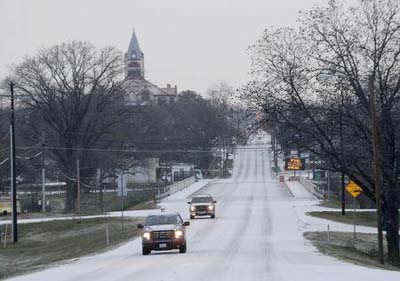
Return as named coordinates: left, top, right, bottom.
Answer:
left=0, top=0, right=326, bottom=94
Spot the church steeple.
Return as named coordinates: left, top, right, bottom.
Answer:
left=125, top=29, right=145, bottom=80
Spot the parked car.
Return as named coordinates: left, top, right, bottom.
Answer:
left=137, top=213, right=190, bottom=255
left=188, top=194, right=217, bottom=219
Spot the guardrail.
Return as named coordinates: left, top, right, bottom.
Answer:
left=299, top=176, right=325, bottom=199
left=155, top=176, right=196, bottom=200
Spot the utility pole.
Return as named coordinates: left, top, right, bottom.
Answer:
left=164, top=162, right=168, bottom=193
left=327, top=170, right=331, bottom=200
left=118, top=172, right=125, bottom=229
left=9, top=82, right=18, bottom=243
left=223, top=135, right=227, bottom=175
left=369, top=76, right=384, bottom=264
left=96, top=168, right=101, bottom=212
left=339, top=95, right=346, bottom=216
left=41, top=132, right=46, bottom=212
left=76, top=159, right=80, bottom=213
left=219, top=137, right=223, bottom=176
left=341, top=173, right=346, bottom=216
left=272, top=124, right=278, bottom=170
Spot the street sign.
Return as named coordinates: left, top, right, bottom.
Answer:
left=285, top=157, right=305, bottom=170
left=300, top=152, right=310, bottom=158
left=346, top=181, right=363, bottom=198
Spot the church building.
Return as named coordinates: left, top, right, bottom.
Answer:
left=123, top=30, right=178, bottom=105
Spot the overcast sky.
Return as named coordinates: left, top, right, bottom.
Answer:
left=0, top=0, right=327, bottom=94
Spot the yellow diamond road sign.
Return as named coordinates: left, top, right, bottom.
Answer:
left=346, top=181, right=363, bottom=198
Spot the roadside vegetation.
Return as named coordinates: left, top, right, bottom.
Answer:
left=320, top=200, right=355, bottom=210
left=0, top=217, right=143, bottom=279
left=307, top=211, right=400, bottom=228
left=305, top=231, right=400, bottom=271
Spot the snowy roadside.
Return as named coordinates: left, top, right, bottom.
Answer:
left=292, top=200, right=378, bottom=234
left=283, top=179, right=378, bottom=234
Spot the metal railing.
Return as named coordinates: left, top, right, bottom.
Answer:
left=299, top=176, right=325, bottom=199
left=155, top=176, right=196, bottom=200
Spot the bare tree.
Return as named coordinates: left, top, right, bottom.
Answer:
left=6, top=41, right=127, bottom=211
left=244, top=0, right=400, bottom=264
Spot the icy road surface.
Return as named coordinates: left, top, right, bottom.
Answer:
left=9, top=145, right=400, bottom=281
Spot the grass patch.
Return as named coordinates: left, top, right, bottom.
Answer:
left=0, top=199, right=157, bottom=221
left=127, top=200, right=157, bottom=211
left=0, top=216, right=143, bottom=279
left=0, top=211, right=99, bottom=221
left=320, top=200, right=354, bottom=209
left=307, top=211, right=381, bottom=227
left=305, top=231, right=400, bottom=270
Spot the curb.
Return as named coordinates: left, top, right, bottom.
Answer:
left=281, top=181, right=295, bottom=197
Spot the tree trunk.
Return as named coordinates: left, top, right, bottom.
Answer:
left=383, top=200, right=400, bottom=265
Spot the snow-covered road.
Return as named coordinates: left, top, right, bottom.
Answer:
left=8, top=145, right=400, bottom=281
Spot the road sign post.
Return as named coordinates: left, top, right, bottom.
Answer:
left=346, top=181, right=363, bottom=239
left=353, top=197, right=356, bottom=238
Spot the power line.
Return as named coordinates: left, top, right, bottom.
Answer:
left=16, top=151, right=42, bottom=160
left=0, top=157, right=9, bottom=166
left=16, top=145, right=269, bottom=154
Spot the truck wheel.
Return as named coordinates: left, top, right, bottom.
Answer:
left=142, top=247, right=151, bottom=255
left=211, top=214, right=215, bottom=219
left=190, top=215, right=195, bottom=219
left=179, top=243, right=187, bottom=253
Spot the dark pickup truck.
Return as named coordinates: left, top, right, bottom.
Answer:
left=137, top=213, right=190, bottom=255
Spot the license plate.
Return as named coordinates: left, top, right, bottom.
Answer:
left=159, top=243, right=167, bottom=248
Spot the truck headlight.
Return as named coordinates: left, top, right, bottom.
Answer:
left=190, top=206, right=196, bottom=212
left=143, top=232, right=151, bottom=240
left=208, top=205, right=214, bottom=211
left=175, top=230, right=184, bottom=239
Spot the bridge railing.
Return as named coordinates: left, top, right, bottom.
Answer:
left=299, top=176, right=325, bottom=199
left=155, top=176, right=196, bottom=200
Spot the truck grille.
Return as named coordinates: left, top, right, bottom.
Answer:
left=152, top=230, right=173, bottom=240
left=196, top=205, right=208, bottom=212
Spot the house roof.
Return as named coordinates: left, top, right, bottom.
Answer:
left=123, top=79, right=176, bottom=97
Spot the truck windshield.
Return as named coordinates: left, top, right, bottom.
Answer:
left=145, top=214, right=182, bottom=226
left=191, top=197, right=212, bottom=203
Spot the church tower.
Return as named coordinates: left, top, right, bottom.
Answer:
left=125, top=29, right=145, bottom=80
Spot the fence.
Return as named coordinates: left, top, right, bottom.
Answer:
left=156, top=176, right=196, bottom=200
left=0, top=174, right=197, bottom=214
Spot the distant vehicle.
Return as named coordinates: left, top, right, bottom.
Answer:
left=161, top=173, right=171, bottom=182
left=193, top=169, right=203, bottom=180
left=137, top=213, right=190, bottom=255
left=188, top=194, right=217, bottom=219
